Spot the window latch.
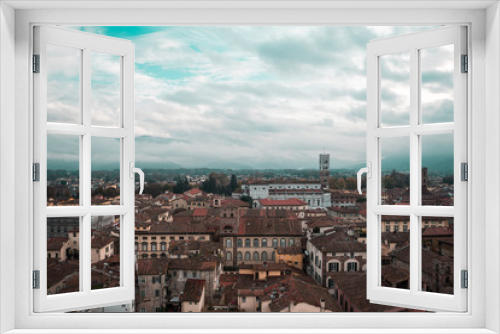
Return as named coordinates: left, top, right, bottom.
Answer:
left=33, top=54, right=40, bottom=73
left=33, top=270, right=40, bottom=289
left=461, top=270, right=468, bottom=289
left=33, top=163, right=40, bottom=182
left=461, top=54, right=468, bottom=73
left=461, top=163, right=468, bottom=181
left=357, top=162, right=371, bottom=195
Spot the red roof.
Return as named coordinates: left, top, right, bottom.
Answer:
left=219, top=274, right=239, bottom=287
left=259, top=198, right=307, bottom=206
left=137, top=258, right=168, bottom=276
left=422, top=226, right=454, bottom=237
left=180, top=279, right=205, bottom=302
left=91, top=235, right=114, bottom=249
left=193, top=208, right=209, bottom=217
left=47, top=237, right=69, bottom=251
left=185, top=188, right=203, bottom=195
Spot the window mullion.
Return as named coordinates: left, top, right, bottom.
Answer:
left=82, top=47, right=91, bottom=209
left=82, top=47, right=92, bottom=294
left=409, top=47, right=420, bottom=294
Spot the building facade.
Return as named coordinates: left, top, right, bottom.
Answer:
left=307, top=227, right=366, bottom=287
left=242, top=181, right=331, bottom=208
left=221, top=210, right=303, bottom=267
left=136, top=258, right=169, bottom=312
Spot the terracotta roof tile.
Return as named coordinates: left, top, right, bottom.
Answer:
left=422, top=226, right=454, bottom=237
left=47, top=237, right=69, bottom=251
left=259, top=198, right=307, bottom=206
left=180, top=279, right=205, bottom=302
left=328, top=272, right=404, bottom=312
left=168, top=255, right=219, bottom=271
left=137, top=258, right=168, bottom=276
left=309, top=228, right=366, bottom=253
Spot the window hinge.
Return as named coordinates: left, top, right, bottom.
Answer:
left=33, top=270, right=40, bottom=289
left=461, top=162, right=468, bottom=181
left=461, top=270, right=468, bottom=289
left=461, top=54, right=468, bottom=73
left=33, top=163, right=40, bottom=182
left=33, top=54, right=40, bottom=73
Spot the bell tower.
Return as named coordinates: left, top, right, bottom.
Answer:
left=319, top=153, right=330, bottom=189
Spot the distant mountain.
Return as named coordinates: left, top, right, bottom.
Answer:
left=203, top=160, right=256, bottom=170
left=344, top=162, right=369, bottom=171
left=381, top=155, right=410, bottom=172
left=135, top=161, right=183, bottom=169
left=381, top=154, right=453, bottom=174
left=47, top=160, right=79, bottom=170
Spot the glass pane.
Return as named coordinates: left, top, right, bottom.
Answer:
left=91, top=52, right=121, bottom=127
left=91, top=215, right=121, bottom=290
left=381, top=215, right=410, bottom=290
left=91, top=137, right=121, bottom=205
left=47, top=134, right=80, bottom=206
left=381, top=137, right=410, bottom=205
left=421, top=133, right=454, bottom=206
left=380, top=51, right=410, bottom=127
left=421, top=45, right=454, bottom=124
left=46, top=44, right=81, bottom=124
left=421, top=216, right=454, bottom=294
left=47, top=217, right=80, bottom=294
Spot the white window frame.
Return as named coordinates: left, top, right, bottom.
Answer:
left=0, top=2, right=498, bottom=334
left=32, top=25, right=136, bottom=313
left=366, top=26, right=467, bottom=312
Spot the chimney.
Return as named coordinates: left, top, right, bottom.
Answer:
left=320, top=298, right=326, bottom=312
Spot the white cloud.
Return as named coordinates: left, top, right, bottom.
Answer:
left=52, top=25, right=449, bottom=170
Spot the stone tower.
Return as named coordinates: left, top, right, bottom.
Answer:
left=422, top=167, right=428, bottom=188
left=319, top=153, right=330, bottom=189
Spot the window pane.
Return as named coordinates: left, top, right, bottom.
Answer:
left=91, top=215, right=121, bottom=290
left=421, top=216, right=454, bottom=294
left=46, top=44, right=81, bottom=124
left=381, top=137, right=410, bottom=205
left=421, top=45, right=454, bottom=124
left=47, top=217, right=80, bottom=295
left=91, top=137, right=121, bottom=205
left=47, top=134, right=80, bottom=206
left=421, top=133, right=454, bottom=206
left=380, top=51, right=410, bottom=127
left=381, top=215, right=410, bottom=290
left=91, top=52, right=121, bottom=127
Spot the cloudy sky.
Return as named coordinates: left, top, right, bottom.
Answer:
left=47, top=25, right=454, bottom=171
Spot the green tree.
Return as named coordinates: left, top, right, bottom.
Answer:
left=229, top=175, right=238, bottom=192
left=173, top=176, right=191, bottom=194
left=144, top=183, right=163, bottom=197
left=240, top=195, right=253, bottom=208
left=103, top=187, right=117, bottom=198
left=345, top=177, right=357, bottom=190
left=93, top=186, right=104, bottom=196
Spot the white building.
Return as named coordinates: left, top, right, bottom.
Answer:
left=242, top=182, right=331, bottom=208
